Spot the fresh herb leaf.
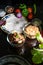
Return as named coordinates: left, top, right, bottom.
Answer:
left=31, top=48, right=43, bottom=64
left=36, top=33, right=43, bottom=43
left=39, top=44, right=43, bottom=49
left=31, top=48, right=39, bottom=55
left=32, top=52, right=42, bottom=64
left=16, top=34, right=19, bottom=38
left=35, top=33, right=40, bottom=38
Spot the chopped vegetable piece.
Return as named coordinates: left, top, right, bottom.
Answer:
left=16, top=13, right=22, bottom=18
left=39, top=44, right=43, bottom=49
left=28, top=8, right=32, bottom=13
left=19, top=4, right=27, bottom=9
left=15, top=9, right=21, bottom=13
left=22, top=9, right=28, bottom=17
left=35, top=33, right=40, bottom=38
left=33, top=4, right=36, bottom=14
left=28, top=13, right=33, bottom=19
left=36, top=33, right=43, bottom=43
left=16, top=34, right=19, bottom=38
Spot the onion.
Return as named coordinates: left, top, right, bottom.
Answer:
left=16, top=13, right=22, bottom=18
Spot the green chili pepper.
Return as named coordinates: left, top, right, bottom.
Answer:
left=36, top=33, right=43, bottom=43
left=33, top=4, right=36, bottom=14
left=19, top=4, right=27, bottom=9
left=22, top=8, right=28, bottom=17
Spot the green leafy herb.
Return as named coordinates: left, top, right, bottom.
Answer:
left=31, top=48, right=43, bottom=64
left=36, top=33, right=43, bottom=43
left=31, top=48, right=39, bottom=55
left=35, top=33, right=40, bottom=38
left=16, top=34, right=19, bottom=38
left=39, top=44, right=43, bottom=49
left=32, top=52, right=42, bottom=64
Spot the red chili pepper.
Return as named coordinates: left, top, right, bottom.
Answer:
left=28, top=13, right=33, bottom=19
left=15, top=9, right=21, bottom=13
left=28, top=8, right=32, bottom=13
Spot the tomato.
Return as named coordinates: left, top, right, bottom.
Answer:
left=28, top=8, right=32, bottom=13
left=28, top=13, right=33, bottom=19
left=15, top=9, right=21, bottom=13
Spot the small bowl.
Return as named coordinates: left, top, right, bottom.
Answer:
left=31, top=18, right=42, bottom=32
left=23, top=22, right=40, bottom=39
left=7, top=33, right=26, bottom=47
left=23, top=22, right=40, bottom=47
left=5, top=6, right=14, bottom=13
left=32, top=18, right=42, bottom=26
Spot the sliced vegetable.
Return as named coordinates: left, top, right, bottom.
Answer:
left=19, top=4, right=27, bottom=9
left=28, top=13, right=33, bottom=19
left=16, top=34, right=19, bottom=38
left=36, top=33, right=43, bottom=43
left=28, top=8, right=32, bottom=13
left=22, top=9, right=28, bottom=17
left=16, top=13, right=22, bottom=18
left=15, top=9, right=21, bottom=13
left=33, top=4, right=36, bottom=14
left=39, top=44, right=43, bottom=49
left=35, top=33, right=40, bottom=38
